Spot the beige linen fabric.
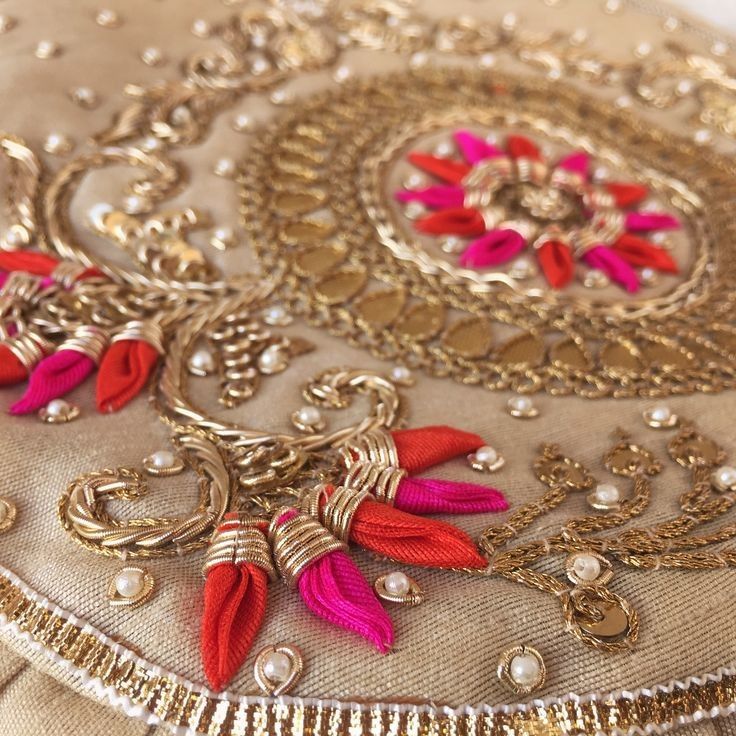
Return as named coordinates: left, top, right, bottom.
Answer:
left=0, top=0, right=736, bottom=734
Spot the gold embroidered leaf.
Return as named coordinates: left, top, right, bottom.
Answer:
left=394, top=302, right=445, bottom=342
left=273, top=189, right=327, bottom=215
left=313, top=267, right=367, bottom=304
left=549, top=337, right=592, bottom=371
left=442, top=316, right=493, bottom=359
left=354, top=287, right=406, bottom=328
left=292, top=245, right=346, bottom=276
left=496, top=332, right=545, bottom=367
left=279, top=220, right=335, bottom=245
left=599, top=342, right=643, bottom=372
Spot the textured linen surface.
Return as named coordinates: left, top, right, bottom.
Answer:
left=0, top=0, right=735, bottom=734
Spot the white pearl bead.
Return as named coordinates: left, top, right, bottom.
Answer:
left=694, top=129, right=712, bottom=145
left=296, top=406, right=322, bottom=426
left=190, top=349, right=214, bottom=372
left=333, top=65, right=351, bottom=83
left=35, top=40, right=61, bottom=59
left=715, top=466, right=736, bottom=490
left=404, top=202, right=426, bottom=220
left=150, top=450, right=175, bottom=468
left=475, top=446, right=498, bottom=465
left=615, top=95, right=632, bottom=109
left=258, top=346, right=282, bottom=371
left=409, top=52, right=428, bottom=69
left=232, top=113, right=253, bottom=132
left=572, top=555, right=601, bottom=582
left=441, top=236, right=464, bottom=254
left=46, top=399, right=69, bottom=417
left=501, top=12, right=518, bottom=31
left=383, top=572, right=411, bottom=596
left=270, top=88, right=293, bottom=105
left=508, top=395, right=535, bottom=415
left=214, top=158, right=237, bottom=178
left=478, top=53, right=496, bottom=69
left=96, top=9, right=121, bottom=28
left=509, top=653, right=541, bottom=686
left=115, top=569, right=144, bottom=598
left=191, top=19, right=211, bottom=38
left=390, top=366, right=412, bottom=384
left=263, top=651, right=292, bottom=682
left=251, top=56, right=270, bottom=75
left=649, top=405, right=672, bottom=423
left=634, top=42, right=652, bottom=59
left=263, top=305, right=289, bottom=325
left=211, top=227, right=235, bottom=248
left=44, top=133, right=73, bottom=155
left=122, top=194, right=151, bottom=214
left=595, top=483, right=620, bottom=505
left=71, top=86, right=98, bottom=108
left=141, top=46, right=165, bottom=66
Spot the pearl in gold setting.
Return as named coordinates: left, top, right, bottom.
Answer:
left=588, top=482, right=621, bottom=511
left=507, top=395, right=539, bottom=418
left=115, top=568, right=144, bottom=599
left=108, top=567, right=154, bottom=608
left=712, top=466, right=736, bottom=492
left=263, top=651, right=291, bottom=682
left=498, top=645, right=546, bottom=694
left=468, top=445, right=505, bottom=473
left=253, top=644, right=303, bottom=696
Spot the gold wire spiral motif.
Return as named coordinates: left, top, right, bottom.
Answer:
left=57, top=433, right=231, bottom=558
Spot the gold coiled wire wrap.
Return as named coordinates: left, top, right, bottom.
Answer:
left=340, top=429, right=400, bottom=468
left=202, top=517, right=276, bottom=580
left=112, top=319, right=165, bottom=353
left=60, top=324, right=108, bottom=364
left=343, top=460, right=406, bottom=505
left=269, top=508, right=345, bottom=585
left=300, top=485, right=370, bottom=541
left=5, top=330, right=52, bottom=370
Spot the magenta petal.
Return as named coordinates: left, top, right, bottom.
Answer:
left=584, top=245, right=640, bottom=293
left=453, top=130, right=504, bottom=164
left=297, top=550, right=394, bottom=653
left=394, top=477, right=509, bottom=515
left=395, top=185, right=465, bottom=209
left=10, top=349, right=95, bottom=414
left=458, top=229, right=526, bottom=269
left=556, top=151, right=590, bottom=179
left=625, top=212, right=680, bottom=231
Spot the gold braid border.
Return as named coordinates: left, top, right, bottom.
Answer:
left=1, top=567, right=735, bottom=736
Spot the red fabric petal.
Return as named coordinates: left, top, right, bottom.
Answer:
left=407, top=152, right=471, bottom=184
left=391, top=425, right=485, bottom=473
left=201, top=562, right=268, bottom=692
left=506, top=135, right=542, bottom=161
left=537, top=240, right=575, bottom=289
left=96, top=339, right=159, bottom=413
left=349, top=493, right=487, bottom=569
left=415, top=207, right=485, bottom=237
left=0, top=344, right=28, bottom=386
left=0, top=251, right=59, bottom=277
left=605, top=182, right=648, bottom=208
left=612, top=233, right=678, bottom=273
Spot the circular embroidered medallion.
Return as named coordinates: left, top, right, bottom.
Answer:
left=242, top=68, right=736, bottom=397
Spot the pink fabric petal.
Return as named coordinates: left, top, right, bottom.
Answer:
left=556, top=151, right=590, bottom=179
left=276, top=509, right=393, bottom=653
left=458, top=229, right=526, bottom=269
left=297, top=551, right=394, bottom=653
left=625, top=212, right=680, bottom=231
left=584, top=245, right=640, bottom=293
left=10, top=349, right=95, bottom=414
left=395, top=185, right=465, bottom=209
left=394, top=477, right=509, bottom=515
left=453, top=130, right=504, bottom=164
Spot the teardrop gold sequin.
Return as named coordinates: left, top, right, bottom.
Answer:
left=600, top=341, right=643, bottom=372
left=313, top=267, right=367, bottom=304
left=640, top=340, right=693, bottom=368
left=273, top=189, right=327, bottom=216
left=293, top=245, right=346, bottom=276
left=354, top=288, right=406, bottom=328
left=496, top=332, right=545, bottom=367
left=442, top=316, right=493, bottom=359
left=279, top=220, right=335, bottom=245
left=549, top=337, right=592, bottom=370
left=394, top=302, right=445, bottom=341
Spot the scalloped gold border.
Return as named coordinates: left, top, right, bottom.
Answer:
left=1, top=568, right=735, bottom=736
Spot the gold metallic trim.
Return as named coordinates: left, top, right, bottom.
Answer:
left=1, top=568, right=736, bottom=736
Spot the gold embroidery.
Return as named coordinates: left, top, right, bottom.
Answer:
left=1, top=569, right=736, bottom=736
